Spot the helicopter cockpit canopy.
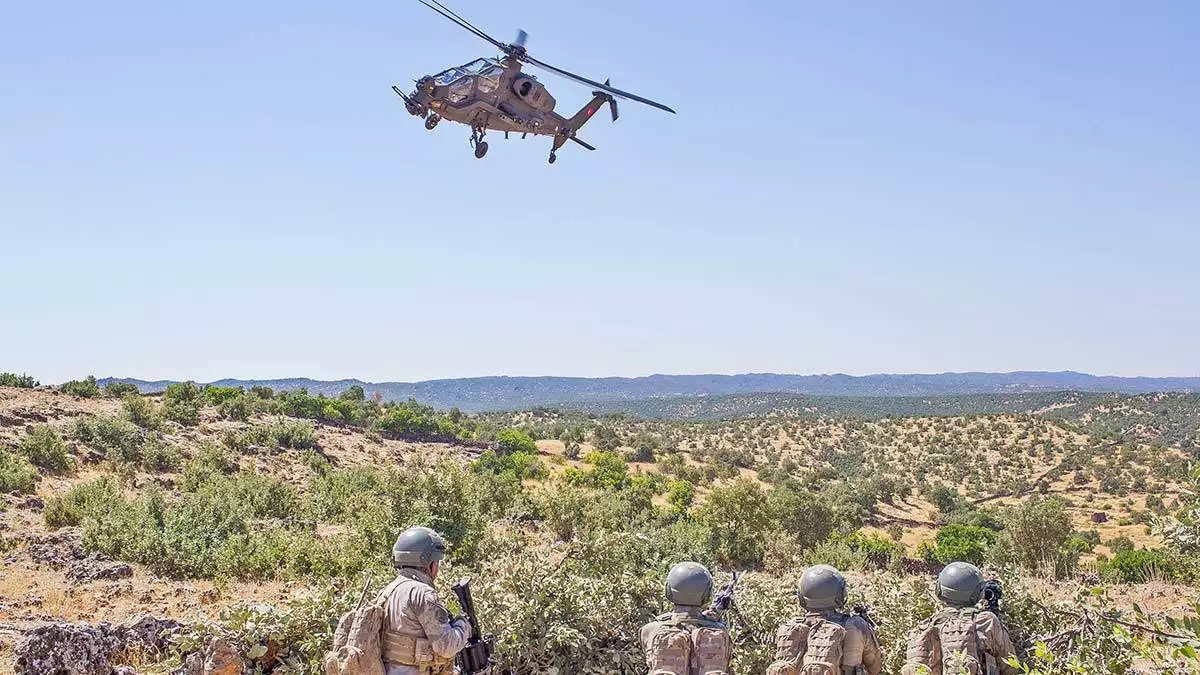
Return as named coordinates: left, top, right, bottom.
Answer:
left=432, top=58, right=503, bottom=86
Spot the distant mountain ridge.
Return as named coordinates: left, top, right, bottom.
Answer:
left=97, top=371, right=1200, bottom=413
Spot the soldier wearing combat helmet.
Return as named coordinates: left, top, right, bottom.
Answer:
left=766, top=564, right=883, bottom=675
left=379, top=526, right=472, bottom=675
left=901, top=561, right=1017, bottom=675
left=640, top=561, right=733, bottom=674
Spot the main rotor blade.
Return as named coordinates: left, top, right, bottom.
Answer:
left=417, top=0, right=508, bottom=52
left=524, top=55, right=676, bottom=114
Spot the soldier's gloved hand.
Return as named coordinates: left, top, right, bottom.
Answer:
left=452, top=615, right=473, bottom=639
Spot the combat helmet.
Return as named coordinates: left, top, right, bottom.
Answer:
left=665, top=561, right=714, bottom=607
left=798, top=564, right=847, bottom=611
left=392, top=525, right=448, bottom=569
left=937, top=561, right=985, bottom=607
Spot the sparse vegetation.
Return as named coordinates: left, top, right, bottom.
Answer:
left=104, top=380, right=140, bottom=397
left=0, top=450, right=39, bottom=494
left=59, top=375, right=101, bottom=398
left=20, top=424, right=73, bottom=474
left=5, top=385, right=1200, bottom=673
left=0, top=372, right=38, bottom=388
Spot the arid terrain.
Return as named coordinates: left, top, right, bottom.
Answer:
left=2, top=379, right=1198, bottom=673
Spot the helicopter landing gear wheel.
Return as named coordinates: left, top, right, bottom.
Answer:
left=469, top=124, right=489, bottom=158
left=548, top=152, right=557, bottom=164
left=424, top=114, right=440, bottom=130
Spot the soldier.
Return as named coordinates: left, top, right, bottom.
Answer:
left=639, top=561, right=733, bottom=674
left=766, top=564, right=883, bottom=675
left=901, top=561, right=1017, bottom=675
left=380, top=526, right=473, bottom=675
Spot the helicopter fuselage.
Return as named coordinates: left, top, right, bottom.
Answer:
left=401, top=57, right=571, bottom=137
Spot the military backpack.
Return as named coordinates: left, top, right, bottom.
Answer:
left=645, top=613, right=731, bottom=675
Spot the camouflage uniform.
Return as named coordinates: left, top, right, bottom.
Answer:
left=901, top=608, right=1017, bottom=675
left=770, top=610, right=884, bottom=675
left=902, top=562, right=1018, bottom=675
left=640, top=561, right=732, bottom=674
left=639, top=605, right=731, bottom=674
left=381, top=568, right=471, bottom=675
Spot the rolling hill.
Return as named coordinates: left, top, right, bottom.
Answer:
left=96, top=371, right=1200, bottom=412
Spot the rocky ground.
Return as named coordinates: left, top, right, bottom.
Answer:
left=0, top=386, right=470, bottom=673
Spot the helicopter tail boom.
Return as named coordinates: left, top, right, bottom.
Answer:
left=566, top=87, right=617, bottom=134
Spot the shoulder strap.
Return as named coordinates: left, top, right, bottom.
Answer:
left=376, top=577, right=409, bottom=619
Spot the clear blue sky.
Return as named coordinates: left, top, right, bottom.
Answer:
left=2, top=0, right=1197, bottom=384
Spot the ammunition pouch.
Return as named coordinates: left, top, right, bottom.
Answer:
left=381, top=630, right=454, bottom=673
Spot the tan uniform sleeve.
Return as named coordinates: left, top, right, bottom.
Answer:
left=847, top=616, right=884, bottom=675
left=977, top=612, right=1018, bottom=675
left=413, top=585, right=471, bottom=658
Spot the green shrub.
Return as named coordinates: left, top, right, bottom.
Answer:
left=221, top=419, right=317, bottom=454
left=564, top=449, right=628, bottom=485
left=203, top=385, right=244, bottom=406
left=473, top=450, right=545, bottom=480
left=59, top=375, right=100, bottom=398
left=496, top=429, right=537, bottom=455
left=163, top=381, right=202, bottom=405
left=0, top=372, right=38, bottom=388
left=1001, top=495, right=1075, bottom=574
left=1100, top=547, right=1183, bottom=583
left=918, top=523, right=998, bottom=566
left=666, top=480, right=695, bottom=510
left=21, top=425, right=73, bottom=474
left=1105, top=536, right=1135, bottom=556
left=122, top=395, right=163, bottom=429
left=698, top=477, right=770, bottom=568
left=274, top=420, right=318, bottom=450
left=768, top=486, right=836, bottom=552
left=140, top=436, right=183, bottom=473
left=0, top=450, right=39, bottom=494
left=44, top=476, right=123, bottom=528
left=74, top=416, right=145, bottom=464
left=104, top=381, right=140, bottom=397
left=218, top=393, right=251, bottom=421
left=374, top=401, right=441, bottom=437
left=164, top=400, right=200, bottom=426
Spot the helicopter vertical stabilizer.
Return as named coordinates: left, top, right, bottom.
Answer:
left=566, top=84, right=617, bottom=133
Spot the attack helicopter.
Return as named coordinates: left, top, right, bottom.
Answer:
left=393, top=0, right=675, bottom=164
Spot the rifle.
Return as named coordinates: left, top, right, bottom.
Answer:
left=852, top=602, right=879, bottom=630
left=982, top=579, right=1003, bottom=615
left=451, top=577, right=495, bottom=674
left=708, top=571, right=740, bottom=617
